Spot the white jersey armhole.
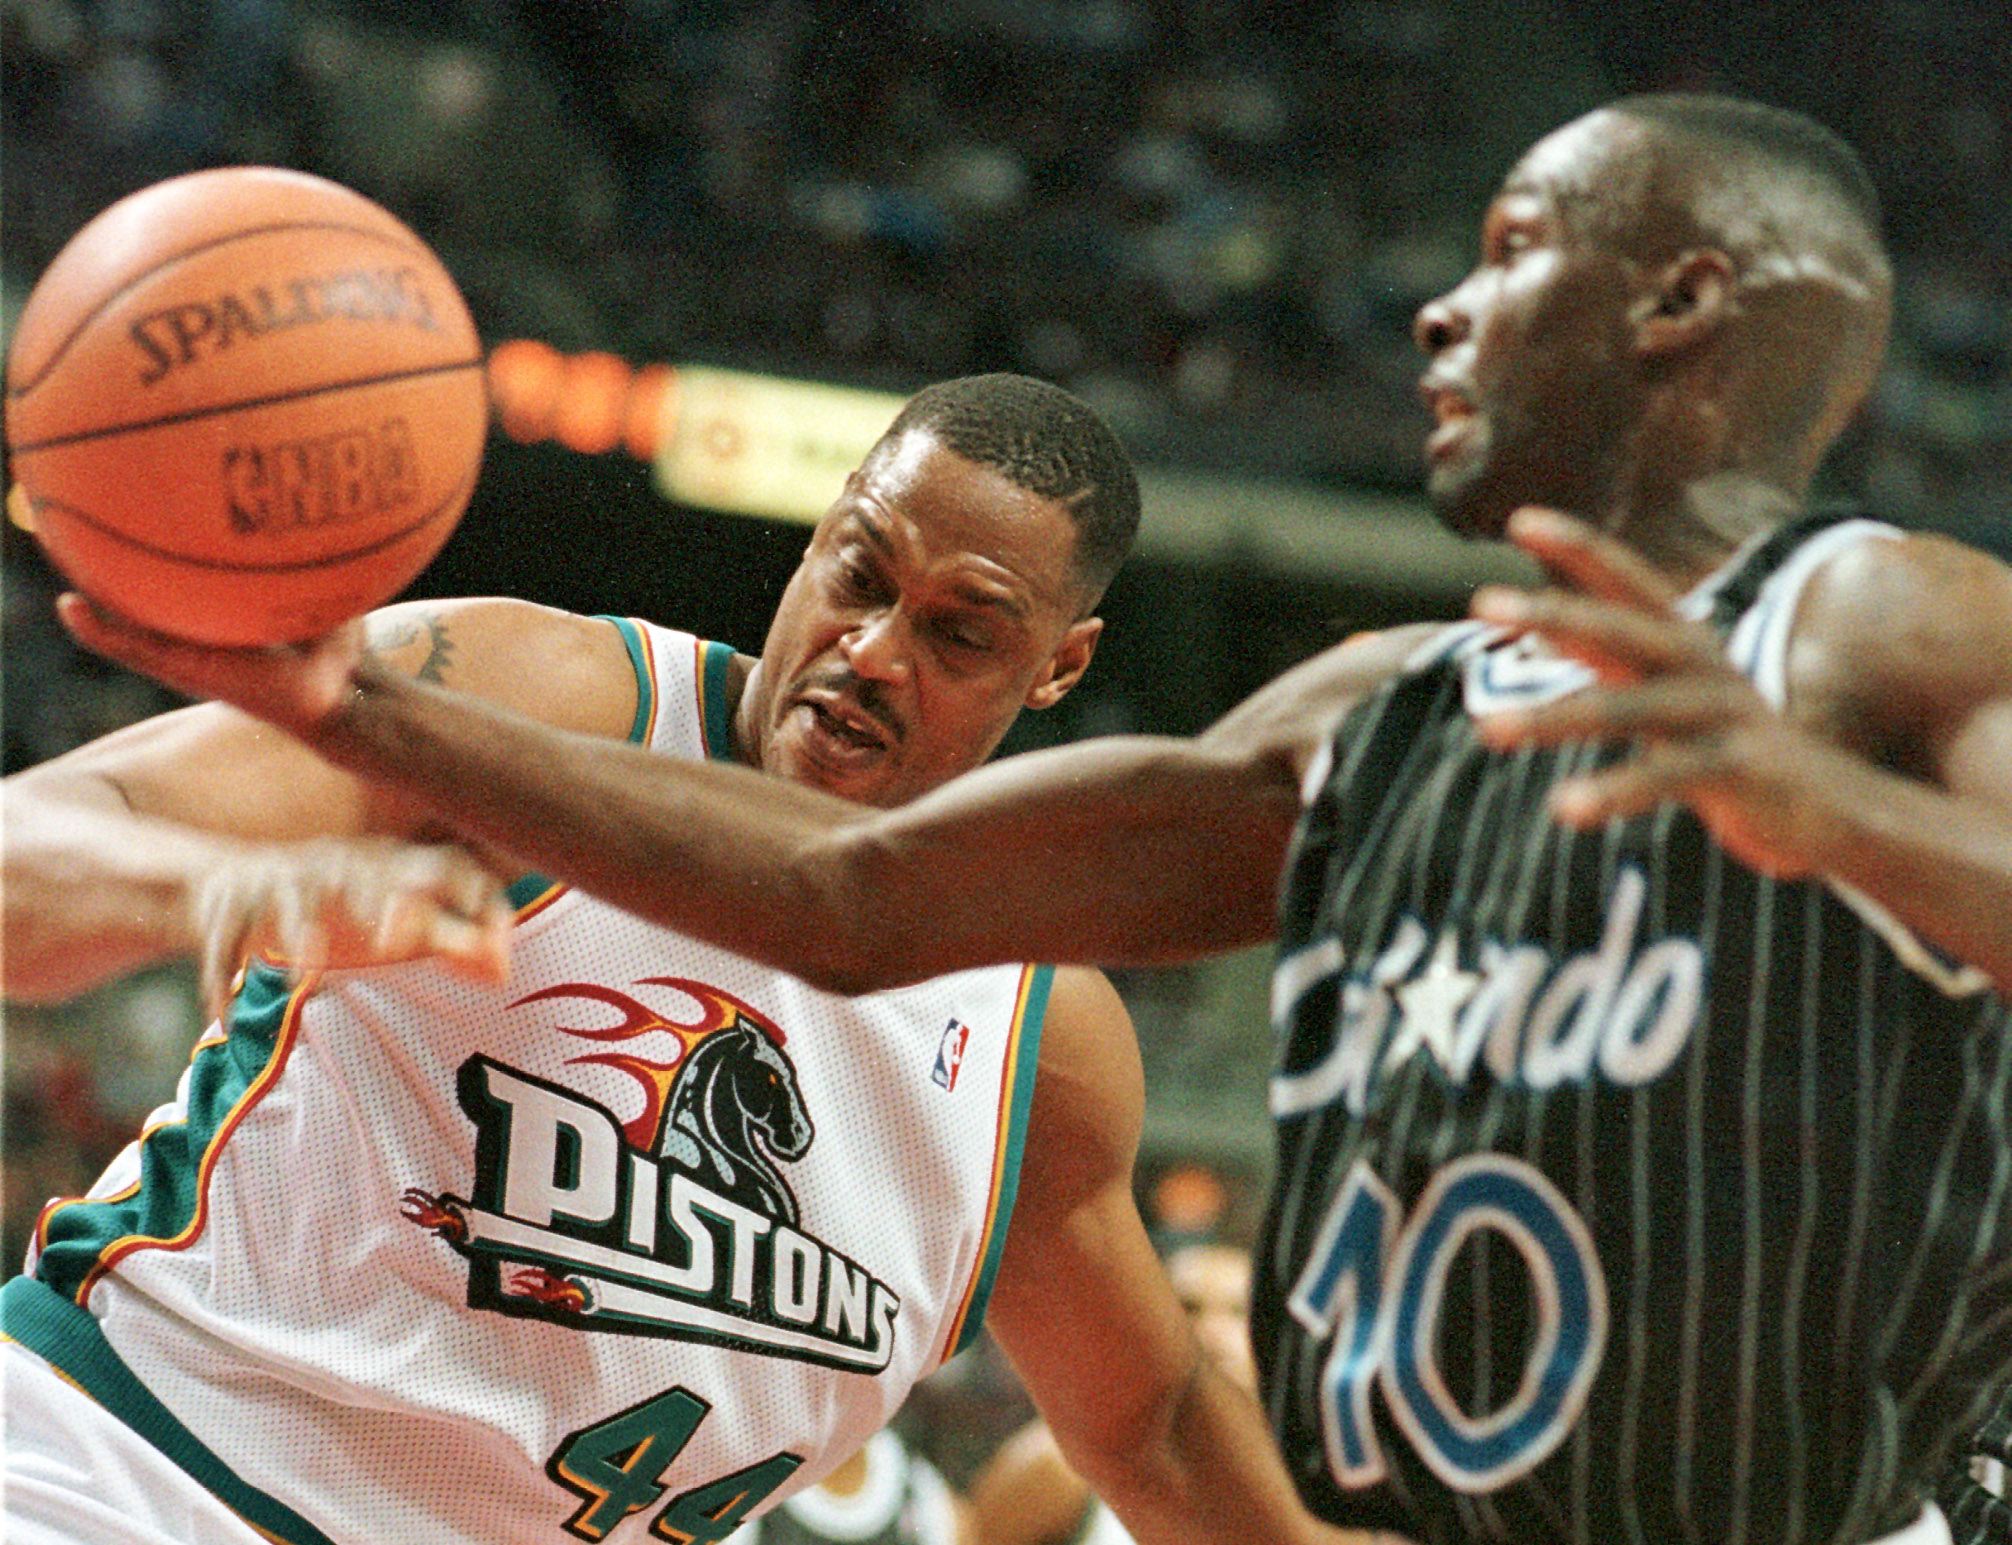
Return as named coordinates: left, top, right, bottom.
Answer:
left=1723, top=519, right=1899, bottom=709
left=1722, top=520, right=1992, bottom=999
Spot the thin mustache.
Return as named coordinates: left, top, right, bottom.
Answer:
left=796, top=672, right=900, bottom=738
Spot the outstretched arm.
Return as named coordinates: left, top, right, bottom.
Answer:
left=985, top=969, right=1402, bottom=1545
left=1474, top=507, right=2012, bottom=992
left=4, top=600, right=628, bottom=1005
left=61, top=600, right=1433, bottom=990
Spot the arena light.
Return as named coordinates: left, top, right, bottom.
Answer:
left=485, top=342, right=901, bottom=525
left=652, top=368, right=903, bottom=526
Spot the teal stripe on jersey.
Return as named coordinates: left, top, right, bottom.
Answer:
left=602, top=615, right=656, bottom=743
left=507, top=616, right=660, bottom=910
left=700, top=639, right=737, bottom=761
left=1, top=1276, right=339, bottom=1545
left=505, top=869, right=558, bottom=910
left=33, top=963, right=299, bottom=1303
left=953, top=964, right=1054, bottom=1356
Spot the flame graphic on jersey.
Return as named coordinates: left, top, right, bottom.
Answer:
left=400, top=1186, right=468, bottom=1242
left=509, top=1267, right=592, bottom=1313
left=511, top=977, right=788, bottom=1149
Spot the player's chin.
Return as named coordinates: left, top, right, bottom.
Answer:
left=774, top=730, right=902, bottom=806
left=1426, top=470, right=1517, bottom=544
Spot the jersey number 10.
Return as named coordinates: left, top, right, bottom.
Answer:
left=1287, top=1153, right=1607, bottom=1493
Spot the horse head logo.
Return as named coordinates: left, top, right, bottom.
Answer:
left=517, top=977, right=818, bottom=1227
left=659, top=1018, right=814, bottom=1225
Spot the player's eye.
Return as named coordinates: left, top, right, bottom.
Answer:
left=934, top=617, right=990, bottom=653
left=833, top=552, right=878, bottom=598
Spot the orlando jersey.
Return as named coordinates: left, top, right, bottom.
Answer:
left=1942, top=1386, right=2012, bottom=1545
left=1258, top=517, right=2012, bottom=1545
left=9, top=622, right=1051, bottom=1545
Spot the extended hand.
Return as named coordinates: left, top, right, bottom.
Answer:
left=57, top=594, right=364, bottom=739
left=1468, top=507, right=1848, bottom=878
left=194, top=838, right=513, bottom=1017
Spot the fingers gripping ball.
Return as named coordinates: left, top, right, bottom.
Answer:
left=5, top=167, right=487, bottom=644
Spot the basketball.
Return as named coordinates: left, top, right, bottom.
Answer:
left=4, top=167, right=486, bottom=645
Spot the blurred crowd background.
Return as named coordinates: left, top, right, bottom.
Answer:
left=4, top=0, right=2009, bottom=1494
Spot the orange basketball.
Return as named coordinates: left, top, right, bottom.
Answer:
left=5, top=167, right=487, bottom=645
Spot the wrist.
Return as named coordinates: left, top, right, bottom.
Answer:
left=307, top=660, right=415, bottom=768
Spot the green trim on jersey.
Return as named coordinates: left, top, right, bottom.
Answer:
left=952, top=963, right=1054, bottom=1356
left=699, top=638, right=737, bottom=762
left=2, top=1276, right=339, bottom=1545
left=506, top=616, right=660, bottom=911
left=604, top=615, right=656, bottom=743
left=32, top=963, right=300, bottom=1304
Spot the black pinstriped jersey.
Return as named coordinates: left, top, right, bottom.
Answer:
left=1255, top=515, right=2012, bottom=1545
left=1941, top=1386, right=2012, bottom=1545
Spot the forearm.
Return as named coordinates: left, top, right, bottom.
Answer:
left=1069, top=1356, right=1360, bottom=1545
left=309, top=665, right=1298, bottom=988
left=1, top=787, right=224, bottom=1000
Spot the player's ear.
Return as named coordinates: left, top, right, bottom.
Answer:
left=1631, top=247, right=1736, bottom=357
left=1025, top=616, right=1102, bottom=710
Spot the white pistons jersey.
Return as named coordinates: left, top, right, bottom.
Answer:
left=10, top=621, right=1051, bottom=1545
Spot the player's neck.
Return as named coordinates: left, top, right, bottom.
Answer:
left=1597, top=468, right=1805, bottom=591
left=724, top=650, right=761, bottom=765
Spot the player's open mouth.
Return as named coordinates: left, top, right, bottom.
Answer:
left=799, top=694, right=893, bottom=754
left=1419, top=379, right=1480, bottom=463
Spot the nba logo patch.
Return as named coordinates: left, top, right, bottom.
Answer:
left=932, top=1019, right=970, bottom=1092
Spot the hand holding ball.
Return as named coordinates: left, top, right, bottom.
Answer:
left=5, top=167, right=485, bottom=645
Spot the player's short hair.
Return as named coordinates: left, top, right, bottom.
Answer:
left=1608, top=93, right=1884, bottom=246
left=880, top=374, right=1141, bottom=599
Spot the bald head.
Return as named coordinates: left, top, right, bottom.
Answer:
left=1550, top=96, right=1893, bottom=469
left=1606, top=94, right=1884, bottom=260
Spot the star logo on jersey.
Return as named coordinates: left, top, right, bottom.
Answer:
left=399, top=976, right=902, bottom=1372
left=1271, top=868, right=1706, bottom=1118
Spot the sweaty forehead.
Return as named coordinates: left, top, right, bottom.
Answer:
left=845, top=431, right=1081, bottom=608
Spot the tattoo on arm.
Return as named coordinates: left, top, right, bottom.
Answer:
left=365, top=613, right=455, bottom=684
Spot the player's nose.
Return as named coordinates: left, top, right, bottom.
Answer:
left=838, top=609, right=912, bottom=685
left=1414, top=288, right=1473, bottom=356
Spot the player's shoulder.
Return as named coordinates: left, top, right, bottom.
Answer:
left=1037, top=967, right=1140, bottom=1096
left=1790, top=527, right=2012, bottom=728
left=359, top=596, right=647, bottom=740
